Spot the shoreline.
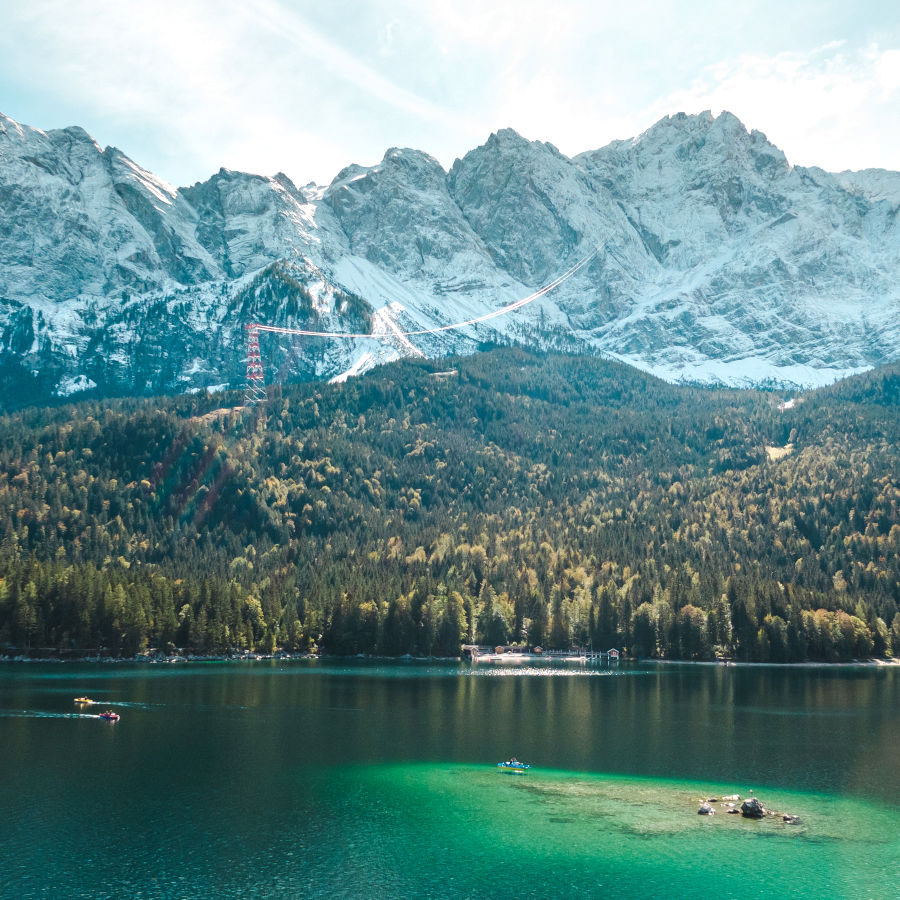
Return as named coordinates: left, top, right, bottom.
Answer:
left=643, top=657, right=900, bottom=668
left=2, top=651, right=898, bottom=667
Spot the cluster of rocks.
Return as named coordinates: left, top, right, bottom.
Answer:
left=697, top=792, right=801, bottom=824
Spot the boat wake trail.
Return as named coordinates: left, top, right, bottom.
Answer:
left=0, top=709, right=102, bottom=719
left=101, top=701, right=152, bottom=708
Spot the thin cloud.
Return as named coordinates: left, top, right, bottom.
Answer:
left=1, top=0, right=897, bottom=184
left=243, top=0, right=479, bottom=136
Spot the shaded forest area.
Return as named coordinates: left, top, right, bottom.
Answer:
left=1, top=348, right=898, bottom=661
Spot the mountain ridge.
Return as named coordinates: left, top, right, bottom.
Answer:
left=1, top=109, right=898, bottom=409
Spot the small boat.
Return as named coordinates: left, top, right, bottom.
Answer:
left=497, top=758, right=530, bottom=773
left=98, top=710, right=120, bottom=721
left=74, top=697, right=94, bottom=704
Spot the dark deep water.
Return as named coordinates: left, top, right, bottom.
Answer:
left=1, top=660, right=898, bottom=898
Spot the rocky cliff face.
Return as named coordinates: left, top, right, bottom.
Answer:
left=575, top=112, right=899, bottom=381
left=1, top=109, right=898, bottom=408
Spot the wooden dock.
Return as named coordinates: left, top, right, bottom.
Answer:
left=463, top=646, right=621, bottom=664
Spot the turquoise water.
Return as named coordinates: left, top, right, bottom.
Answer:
left=1, top=661, right=898, bottom=897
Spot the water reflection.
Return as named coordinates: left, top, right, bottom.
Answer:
left=1, top=660, right=897, bottom=804
left=2, top=661, right=898, bottom=898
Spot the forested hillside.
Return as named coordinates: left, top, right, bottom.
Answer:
left=1, top=349, right=898, bottom=661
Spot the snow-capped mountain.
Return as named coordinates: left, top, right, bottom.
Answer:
left=1, top=109, right=897, bottom=407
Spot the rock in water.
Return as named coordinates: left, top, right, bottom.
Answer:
left=698, top=803, right=715, bottom=815
left=741, top=798, right=766, bottom=818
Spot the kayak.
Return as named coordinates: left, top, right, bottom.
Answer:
left=497, top=760, right=530, bottom=772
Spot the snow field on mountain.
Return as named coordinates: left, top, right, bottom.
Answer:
left=1, top=109, right=899, bottom=404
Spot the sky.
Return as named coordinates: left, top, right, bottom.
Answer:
left=0, top=0, right=898, bottom=188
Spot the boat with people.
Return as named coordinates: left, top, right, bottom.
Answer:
left=98, top=710, right=120, bottom=721
left=497, top=758, right=530, bottom=773
left=74, top=697, right=94, bottom=704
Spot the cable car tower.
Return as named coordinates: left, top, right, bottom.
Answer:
left=244, top=324, right=267, bottom=405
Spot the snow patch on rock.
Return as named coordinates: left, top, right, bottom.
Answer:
left=56, top=375, right=97, bottom=396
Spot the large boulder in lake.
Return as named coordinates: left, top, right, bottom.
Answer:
left=741, top=798, right=766, bottom=818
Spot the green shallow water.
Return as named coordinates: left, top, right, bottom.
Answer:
left=313, top=764, right=900, bottom=899
left=1, top=661, right=898, bottom=897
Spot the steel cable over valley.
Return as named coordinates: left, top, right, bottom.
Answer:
left=250, top=244, right=602, bottom=339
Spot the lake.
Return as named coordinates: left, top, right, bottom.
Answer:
left=1, top=660, right=898, bottom=898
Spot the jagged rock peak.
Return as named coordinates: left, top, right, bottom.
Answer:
left=447, top=129, right=571, bottom=193
left=327, top=147, right=446, bottom=197
left=382, top=146, right=443, bottom=166
left=487, top=126, right=530, bottom=146
left=322, top=142, right=480, bottom=272
left=635, top=109, right=748, bottom=141
left=625, top=110, right=789, bottom=170
left=471, top=127, right=565, bottom=160
left=56, top=124, right=98, bottom=145
left=380, top=146, right=446, bottom=179
left=629, top=110, right=739, bottom=151
left=580, top=109, right=791, bottom=187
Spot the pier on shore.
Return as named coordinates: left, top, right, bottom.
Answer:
left=462, top=646, right=621, bottom=664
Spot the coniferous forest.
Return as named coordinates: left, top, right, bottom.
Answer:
left=0, top=348, right=898, bottom=662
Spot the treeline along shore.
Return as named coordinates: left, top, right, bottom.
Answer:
left=1, top=349, right=898, bottom=662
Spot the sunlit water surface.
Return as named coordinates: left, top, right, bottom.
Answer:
left=1, top=660, right=898, bottom=898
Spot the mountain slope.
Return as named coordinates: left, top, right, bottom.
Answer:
left=576, top=112, right=899, bottom=382
left=1, top=109, right=898, bottom=408
left=1, top=349, right=897, bottom=659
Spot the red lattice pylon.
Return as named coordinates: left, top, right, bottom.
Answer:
left=244, top=323, right=267, bottom=405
